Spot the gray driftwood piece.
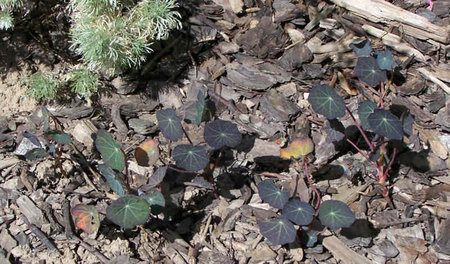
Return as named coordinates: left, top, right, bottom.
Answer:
left=323, top=235, right=372, bottom=264
left=329, top=0, right=450, bottom=44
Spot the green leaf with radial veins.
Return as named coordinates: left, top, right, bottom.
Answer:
left=354, top=56, right=387, bottom=87
left=258, top=217, right=296, bottom=245
left=257, top=179, right=289, bottom=209
left=141, top=189, right=165, bottom=215
left=106, top=195, right=150, bottom=229
left=308, top=84, right=346, bottom=119
left=375, top=50, right=395, bottom=71
left=358, top=100, right=377, bottom=131
left=45, top=130, right=72, bottom=144
left=368, top=109, right=403, bottom=140
left=282, top=198, right=315, bottom=226
left=156, top=109, right=183, bottom=141
left=204, top=119, right=242, bottom=149
left=172, top=144, right=209, bottom=171
left=95, top=130, right=125, bottom=172
left=318, top=200, right=355, bottom=230
left=98, top=164, right=126, bottom=196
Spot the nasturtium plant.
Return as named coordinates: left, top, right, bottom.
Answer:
left=374, top=50, right=395, bottom=71
left=358, top=100, right=377, bottom=131
left=135, top=139, right=159, bottom=167
left=98, top=164, right=126, bottom=196
left=282, top=199, right=315, bottom=226
left=95, top=130, right=125, bottom=172
left=318, top=200, right=355, bottom=230
left=106, top=195, right=151, bottom=229
left=141, top=189, right=165, bottom=215
left=368, top=109, right=403, bottom=140
left=280, top=138, right=314, bottom=159
left=184, top=90, right=205, bottom=125
left=350, top=39, right=372, bottom=56
left=258, top=217, right=296, bottom=245
left=45, top=130, right=72, bottom=144
left=303, top=230, right=319, bottom=248
left=172, top=144, right=209, bottom=171
left=354, top=56, right=387, bottom=87
left=204, top=119, right=242, bottom=149
left=257, top=179, right=289, bottom=209
left=308, top=84, right=346, bottom=119
left=71, top=204, right=100, bottom=235
left=156, top=109, right=183, bottom=141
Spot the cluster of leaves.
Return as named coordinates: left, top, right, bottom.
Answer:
left=0, top=0, right=22, bottom=30
left=67, top=65, right=99, bottom=100
left=257, top=180, right=355, bottom=246
left=350, top=39, right=396, bottom=87
left=25, top=72, right=61, bottom=102
left=69, top=0, right=181, bottom=74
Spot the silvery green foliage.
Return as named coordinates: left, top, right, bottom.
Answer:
left=68, top=65, right=99, bottom=99
left=0, top=0, right=22, bottom=30
left=69, top=0, right=181, bottom=75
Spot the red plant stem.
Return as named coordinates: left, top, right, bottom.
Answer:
left=379, top=82, right=385, bottom=108
left=345, top=138, right=376, bottom=166
left=181, top=126, right=193, bottom=145
left=210, top=147, right=223, bottom=174
left=304, top=160, right=321, bottom=210
left=345, top=107, right=374, bottom=152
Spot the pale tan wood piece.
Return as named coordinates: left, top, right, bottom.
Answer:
left=417, top=68, right=450, bottom=94
left=322, top=235, right=373, bottom=264
left=330, top=0, right=450, bottom=44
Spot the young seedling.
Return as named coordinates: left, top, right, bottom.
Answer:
left=257, top=138, right=355, bottom=246
left=308, top=40, right=405, bottom=207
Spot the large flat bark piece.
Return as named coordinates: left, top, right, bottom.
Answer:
left=330, top=0, right=449, bottom=44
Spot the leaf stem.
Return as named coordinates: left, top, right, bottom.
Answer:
left=345, top=137, right=376, bottom=166
left=382, top=141, right=398, bottom=181
left=345, top=107, right=374, bottom=152
left=181, top=125, right=193, bottom=145
left=380, top=82, right=385, bottom=108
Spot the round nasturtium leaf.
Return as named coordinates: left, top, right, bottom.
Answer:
left=375, top=50, right=395, bottom=71
left=350, top=39, right=372, bottom=56
left=98, top=164, right=126, bottom=196
left=354, top=56, right=387, bottom=87
left=204, top=119, right=242, bottom=149
left=308, top=84, right=346, bottom=119
left=257, top=179, right=289, bottom=209
left=106, top=195, right=150, bottom=229
left=172, top=144, right=209, bottom=171
left=71, top=204, right=100, bottom=235
left=282, top=198, right=315, bottom=226
left=258, top=217, right=296, bottom=245
left=358, top=100, right=377, bottom=131
left=95, top=130, right=125, bottom=172
left=156, top=109, right=183, bottom=141
left=368, top=109, right=403, bottom=140
left=45, top=130, right=72, bottom=144
left=135, top=139, right=159, bottom=167
left=318, top=200, right=355, bottom=230
left=141, top=189, right=165, bottom=215
left=280, top=138, right=314, bottom=159
left=302, top=230, right=319, bottom=248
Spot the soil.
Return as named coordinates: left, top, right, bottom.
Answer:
left=1, top=0, right=450, bottom=263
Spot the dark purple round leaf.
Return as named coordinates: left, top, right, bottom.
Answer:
left=368, top=109, right=403, bottom=140
left=318, top=200, right=355, bottom=230
left=95, top=130, right=125, bottom=172
left=302, top=230, right=319, bottom=248
left=106, top=195, right=150, bottom=229
left=258, top=217, right=296, bottom=245
left=282, top=199, right=315, bottom=226
left=308, top=84, right=346, bottom=119
left=354, top=57, right=387, bottom=87
left=358, top=100, right=377, bottom=130
left=375, top=50, right=395, bottom=70
left=45, top=130, right=72, bottom=144
left=257, top=179, right=289, bottom=209
left=156, top=109, right=183, bottom=141
left=172, top=144, right=209, bottom=171
left=204, top=119, right=242, bottom=149
left=350, top=39, right=372, bottom=56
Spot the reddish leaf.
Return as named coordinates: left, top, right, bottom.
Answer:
left=280, top=138, right=314, bottom=159
left=71, top=204, right=100, bottom=234
left=135, top=139, right=159, bottom=167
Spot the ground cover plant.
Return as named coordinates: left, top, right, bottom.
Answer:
left=258, top=138, right=355, bottom=246
left=308, top=39, right=409, bottom=207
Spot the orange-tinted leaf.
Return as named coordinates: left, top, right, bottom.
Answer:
left=135, top=139, right=159, bottom=167
left=71, top=204, right=100, bottom=235
left=280, top=138, right=314, bottom=159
